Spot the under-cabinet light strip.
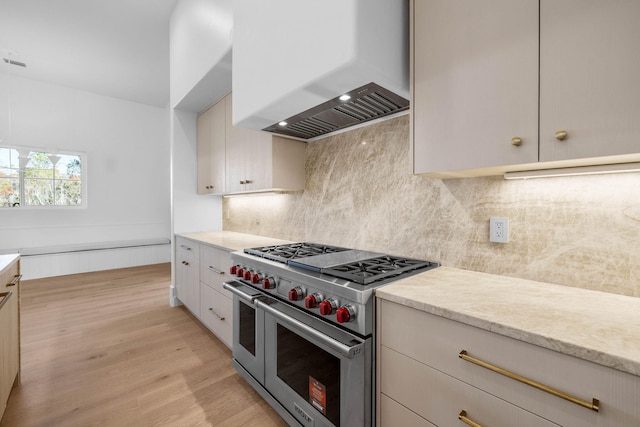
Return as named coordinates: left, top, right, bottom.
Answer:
left=504, top=162, right=640, bottom=180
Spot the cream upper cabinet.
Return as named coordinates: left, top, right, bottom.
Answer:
left=197, top=93, right=306, bottom=194
left=413, top=0, right=640, bottom=178
left=412, top=0, right=539, bottom=177
left=225, top=95, right=306, bottom=194
left=197, top=99, right=226, bottom=195
left=539, top=0, right=640, bottom=162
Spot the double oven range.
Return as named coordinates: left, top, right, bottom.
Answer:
left=223, top=242, right=438, bottom=427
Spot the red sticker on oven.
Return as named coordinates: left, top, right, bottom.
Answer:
left=309, top=376, right=327, bottom=415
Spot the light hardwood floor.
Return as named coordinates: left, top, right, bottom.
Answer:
left=1, top=263, right=288, bottom=427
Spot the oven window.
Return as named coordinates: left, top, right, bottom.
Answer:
left=276, top=324, right=340, bottom=426
left=239, top=300, right=256, bottom=356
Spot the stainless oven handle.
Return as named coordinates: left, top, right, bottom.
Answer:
left=223, top=281, right=261, bottom=303
left=256, top=299, right=365, bottom=359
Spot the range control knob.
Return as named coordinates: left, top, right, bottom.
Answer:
left=236, top=267, right=245, bottom=278
left=304, top=293, right=323, bottom=309
left=336, top=305, right=356, bottom=323
left=262, top=277, right=277, bottom=290
left=243, top=270, right=252, bottom=281
left=229, top=265, right=238, bottom=275
left=288, top=286, right=304, bottom=301
left=251, top=272, right=264, bottom=284
left=319, top=299, right=338, bottom=316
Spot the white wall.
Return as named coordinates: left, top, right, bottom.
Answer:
left=170, top=0, right=232, bottom=110
left=0, top=75, right=171, bottom=276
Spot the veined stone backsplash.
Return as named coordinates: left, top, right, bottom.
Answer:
left=223, top=115, right=640, bottom=297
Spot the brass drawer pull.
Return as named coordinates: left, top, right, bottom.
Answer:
left=0, top=291, right=12, bottom=310
left=179, top=244, right=191, bottom=250
left=208, top=307, right=225, bottom=321
left=459, top=350, right=599, bottom=412
left=207, top=266, right=225, bottom=275
left=458, top=410, right=483, bottom=427
left=7, top=274, right=21, bottom=287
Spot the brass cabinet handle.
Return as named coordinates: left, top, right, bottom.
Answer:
left=245, top=179, right=253, bottom=184
left=511, top=137, right=522, bottom=146
left=240, top=180, right=246, bottom=184
left=7, top=274, right=21, bottom=287
left=458, top=411, right=483, bottom=427
left=179, top=244, right=191, bottom=250
left=181, top=261, right=189, bottom=266
left=208, top=307, right=225, bottom=321
left=459, top=350, right=599, bottom=412
left=205, top=185, right=214, bottom=190
left=0, top=291, right=12, bottom=310
left=207, top=266, right=225, bottom=275
left=554, top=130, right=568, bottom=140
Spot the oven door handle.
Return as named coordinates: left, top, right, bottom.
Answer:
left=223, top=281, right=262, bottom=304
left=256, top=299, right=365, bottom=359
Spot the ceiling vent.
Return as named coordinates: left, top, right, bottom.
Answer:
left=263, top=83, right=409, bottom=140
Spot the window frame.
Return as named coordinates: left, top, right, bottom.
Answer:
left=0, top=145, right=88, bottom=209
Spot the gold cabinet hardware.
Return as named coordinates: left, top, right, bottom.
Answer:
left=511, top=137, right=522, bottom=146
left=7, top=275, right=21, bottom=287
left=208, top=307, right=225, bottom=320
left=240, top=180, right=246, bottom=184
left=179, top=245, right=191, bottom=250
left=0, top=291, right=12, bottom=310
left=459, top=350, right=599, bottom=412
left=207, top=266, right=225, bottom=275
left=554, top=130, right=568, bottom=141
left=205, top=185, right=214, bottom=190
left=458, top=410, right=483, bottom=427
left=181, top=261, right=189, bottom=266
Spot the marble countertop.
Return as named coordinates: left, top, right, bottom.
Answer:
left=177, top=230, right=292, bottom=252
left=0, top=254, right=19, bottom=274
left=376, top=266, right=640, bottom=377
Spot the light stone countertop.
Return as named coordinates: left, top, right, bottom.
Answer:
left=375, top=266, right=640, bottom=377
left=0, top=254, right=19, bottom=274
left=177, top=230, right=292, bottom=252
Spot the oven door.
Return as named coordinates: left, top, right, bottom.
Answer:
left=258, top=297, right=372, bottom=427
left=223, top=280, right=265, bottom=384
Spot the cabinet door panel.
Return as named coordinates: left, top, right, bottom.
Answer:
left=413, top=0, right=539, bottom=174
left=175, top=238, right=200, bottom=317
left=200, top=283, right=233, bottom=348
left=200, top=245, right=233, bottom=299
left=540, top=0, right=640, bottom=161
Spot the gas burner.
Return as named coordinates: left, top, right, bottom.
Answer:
left=324, top=256, right=439, bottom=285
left=245, top=242, right=350, bottom=264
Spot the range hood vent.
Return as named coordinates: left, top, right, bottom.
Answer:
left=262, top=83, right=409, bottom=140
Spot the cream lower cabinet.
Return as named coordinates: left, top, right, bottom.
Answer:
left=199, top=245, right=233, bottom=348
left=1, top=257, right=20, bottom=421
left=377, top=299, right=640, bottom=427
left=175, top=237, right=200, bottom=317
left=413, top=0, right=640, bottom=178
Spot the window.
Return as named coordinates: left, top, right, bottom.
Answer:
left=0, top=146, right=85, bottom=208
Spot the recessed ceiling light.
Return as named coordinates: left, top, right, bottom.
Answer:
left=339, top=94, right=351, bottom=101
left=278, top=121, right=287, bottom=126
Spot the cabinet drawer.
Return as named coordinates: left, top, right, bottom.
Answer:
left=380, top=394, right=434, bottom=427
left=379, top=300, right=640, bottom=427
left=200, top=283, right=232, bottom=348
left=1, top=260, right=19, bottom=292
left=200, top=245, right=233, bottom=299
left=381, top=346, right=559, bottom=427
left=175, top=237, right=199, bottom=262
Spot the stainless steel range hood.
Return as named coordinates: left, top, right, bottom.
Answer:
left=262, top=83, right=409, bottom=140
left=232, top=0, right=409, bottom=140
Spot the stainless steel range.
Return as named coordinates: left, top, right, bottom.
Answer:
left=223, top=242, right=438, bottom=427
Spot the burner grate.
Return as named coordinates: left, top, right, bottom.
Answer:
left=324, top=256, right=438, bottom=285
left=245, top=242, right=350, bottom=264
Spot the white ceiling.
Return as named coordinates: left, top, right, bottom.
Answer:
left=0, top=0, right=178, bottom=107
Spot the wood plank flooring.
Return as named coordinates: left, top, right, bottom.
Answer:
left=1, top=263, right=288, bottom=427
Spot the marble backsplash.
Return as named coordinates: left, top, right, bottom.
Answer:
left=223, top=115, right=640, bottom=297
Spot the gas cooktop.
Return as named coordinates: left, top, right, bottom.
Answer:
left=244, top=242, right=438, bottom=286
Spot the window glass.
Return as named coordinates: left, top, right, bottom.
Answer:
left=0, top=146, right=84, bottom=208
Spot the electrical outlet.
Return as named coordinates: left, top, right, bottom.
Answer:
left=490, top=217, right=509, bottom=243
